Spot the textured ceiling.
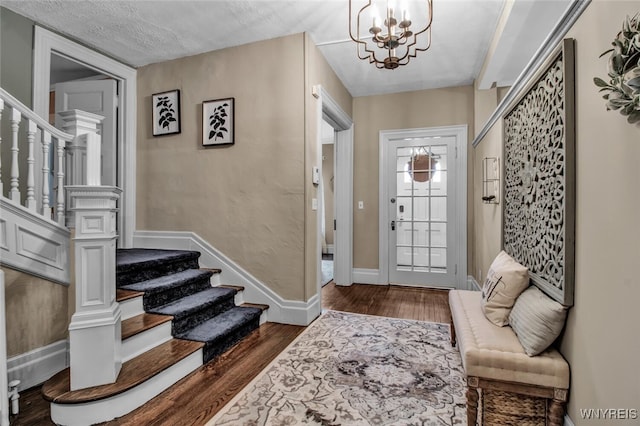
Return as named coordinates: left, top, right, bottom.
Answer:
left=3, top=0, right=566, bottom=97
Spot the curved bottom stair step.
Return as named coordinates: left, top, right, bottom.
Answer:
left=176, top=306, right=263, bottom=363
left=43, top=339, right=204, bottom=425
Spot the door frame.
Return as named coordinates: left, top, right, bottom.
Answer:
left=379, top=125, right=467, bottom=288
left=33, top=26, right=137, bottom=247
left=314, top=85, right=353, bottom=294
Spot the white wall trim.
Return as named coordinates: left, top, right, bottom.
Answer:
left=0, top=198, right=70, bottom=285
left=315, top=86, right=354, bottom=290
left=378, top=125, right=468, bottom=289
left=564, top=414, right=575, bottom=426
left=323, top=244, right=334, bottom=255
left=7, top=340, right=68, bottom=391
left=133, top=230, right=319, bottom=325
left=33, top=26, right=137, bottom=247
left=352, top=269, right=386, bottom=285
left=467, top=275, right=481, bottom=291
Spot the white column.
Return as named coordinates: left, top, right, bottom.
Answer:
left=26, top=120, right=37, bottom=210
left=57, top=110, right=104, bottom=226
left=67, top=185, right=122, bottom=391
left=0, top=99, right=4, bottom=196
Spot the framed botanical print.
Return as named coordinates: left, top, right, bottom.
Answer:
left=202, top=98, right=234, bottom=146
left=152, top=89, right=181, bottom=136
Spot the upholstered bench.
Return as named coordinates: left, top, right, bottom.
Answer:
left=449, top=289, right=570, bottom=426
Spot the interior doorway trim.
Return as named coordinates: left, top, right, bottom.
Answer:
left=379, top=125, right=467, bottom=289
left=33, top=26, right=137, bottom=247
left=314, top=85, right=353, bottom=293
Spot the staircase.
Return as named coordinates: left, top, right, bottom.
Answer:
left=43, top=248, right=268, bottom=425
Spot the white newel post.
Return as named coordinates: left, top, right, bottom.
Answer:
left=65, top=109, right=123, bottom=391
left=58, top=109, right=104, bottom=227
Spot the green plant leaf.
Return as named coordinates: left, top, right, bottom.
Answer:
left=627, top=111, right=640, bottom=123
left=594, top=77, right=610, bottom=87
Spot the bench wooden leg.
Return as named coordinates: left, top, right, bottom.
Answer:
left=466, top=384, right=479, bottom=426
left=450, top=319, right=456, bottom=347
left=549, top=398, right=565, bottom=426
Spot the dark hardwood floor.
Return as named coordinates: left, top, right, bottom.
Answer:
left=11, top=282, right=451, bottom=426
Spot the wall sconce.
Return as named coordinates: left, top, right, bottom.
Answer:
left=482, top=157, right=499, bottom=204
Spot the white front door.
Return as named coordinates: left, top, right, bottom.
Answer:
left=384, top=128, right=465, bottom=288
left=55, top=79, right=118, bottom=186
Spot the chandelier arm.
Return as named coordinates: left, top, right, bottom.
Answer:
left=349, top=0, right=374, bottom=44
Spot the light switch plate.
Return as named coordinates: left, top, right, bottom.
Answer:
left=312, top=198, right=318, bottom=210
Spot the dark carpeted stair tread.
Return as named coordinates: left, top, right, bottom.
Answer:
left=148, top=287, right=236, bottom=319
left=116, top=249, right=200, bottom=272
left=176, top=306, right=262, bottom=362
left=116, top=249, right=202, bottom=287
left=120, top=269, right=213, bottom=294
left=177, top=306, right=261, bottom=342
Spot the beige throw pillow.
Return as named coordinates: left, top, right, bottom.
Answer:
left=480, top=250, right=530, bottom=326
left=509, top=286, right=568, bottom=356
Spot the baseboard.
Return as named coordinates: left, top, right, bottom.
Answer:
left=324, top=245, right=334, bottom=255
left=8, top=340, right=68, bottom=391
left=133, top=230, right=319, bottom=326
left=467, top=275, right=481, bottom=291
left=352, top=268, right=385, bottom=285
left=565, top=414, right=574, bottom=426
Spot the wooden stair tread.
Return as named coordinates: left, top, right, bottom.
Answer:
left=122, top=313, right=173, bottom=340
left=42, top=339, right=203, bottom=404
left=219, top=284, right=245, bottom=292
left=241, top=303, right=269, bottom=311
left=116, top=288, right=143, bottom=302
left=200, top=267, right=222, bottom=274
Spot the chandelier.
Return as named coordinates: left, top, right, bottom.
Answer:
left=349, top=0, right=433, bottom=70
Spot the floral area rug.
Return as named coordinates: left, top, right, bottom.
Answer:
left=206, top=310, right=467, bottom=425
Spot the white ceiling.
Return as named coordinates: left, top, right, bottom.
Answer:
left=3, top=0, right=571, bottom=97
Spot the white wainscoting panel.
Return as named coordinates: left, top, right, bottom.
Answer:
left=7, top=340, right=68, bottom=391
left=467, top=275, right=481, bottom=291
left=0, top=199, right=70, bottom=285
left=133, top=230, right=320, bottom=325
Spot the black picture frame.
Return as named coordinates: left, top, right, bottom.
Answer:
left=202, top=98, right=234, bottom=146
left=152, top=89, right=181, bottom=136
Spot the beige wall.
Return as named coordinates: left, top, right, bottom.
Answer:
left=303, top=34, right=352, bottom=300
left=472, top=86, right=503, bottom=283
left=352, top=86, right=475, bottom=271
left=472, top=2, right=640, bottom=422
left=137, top=34, right=307, bottom=301
left=2, top=267, right=68, bottom=357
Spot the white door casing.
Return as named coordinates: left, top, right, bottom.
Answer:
left=33, top=26, right=137, bottom=247
left=379, top=126, right=467, bottom=289
left=55, top=79, right=118, bottom=186
left=313, top=85, right=354, bottom=308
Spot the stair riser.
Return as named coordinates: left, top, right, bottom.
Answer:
left=122, top=322, right=173, bottom=362
left=171, top=298, right=236, bottom=336
left=117, top=258, right=200, bottom=287
left=143, top=278, right=211, bottom=311
left=120, top=296, right=144, bottom=321
left=203, top=315, right=260, bottom=363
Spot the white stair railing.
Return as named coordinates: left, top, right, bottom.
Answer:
left=0, top=87, right=75, bottom=226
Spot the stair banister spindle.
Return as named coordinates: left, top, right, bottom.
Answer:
left=41, top=131, right=52, bottom=218
left=56, top=138, right=66, bottom=226
left=9, top=108, right=21, bottom=203
left=0, top=98, right=4, bottom=195
left=26, top=120, right=37, bottom=210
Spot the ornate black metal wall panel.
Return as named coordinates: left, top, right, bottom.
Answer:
left=503, top=39, right=575, bottom=306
